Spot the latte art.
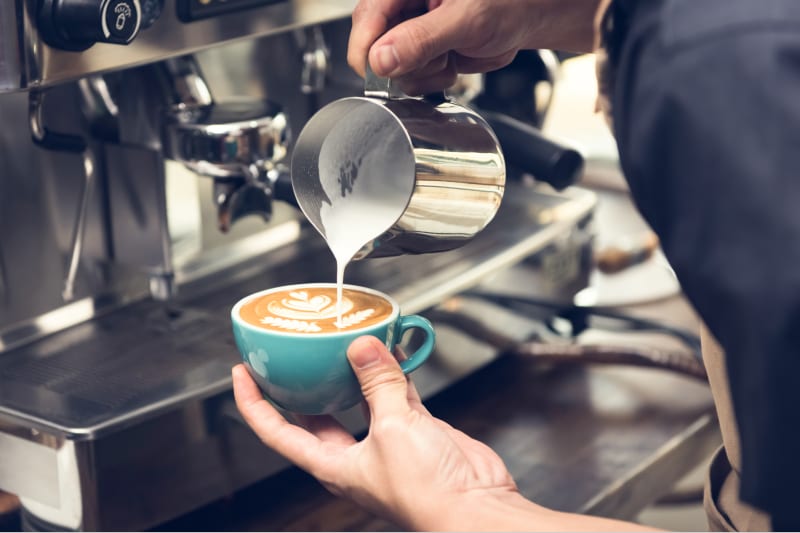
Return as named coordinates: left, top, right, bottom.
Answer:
left=239, top=287, right=394, bottom=334
left=267, top=291, right=353, bottom=321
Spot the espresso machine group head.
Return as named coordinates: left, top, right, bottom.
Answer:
left=161, top=56, right=294, bottom=233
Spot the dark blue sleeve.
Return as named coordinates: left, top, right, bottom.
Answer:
left=610, top=0, right=800, bottom=526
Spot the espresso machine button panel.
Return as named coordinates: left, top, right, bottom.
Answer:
left=176, top=0, right=288, bottom=22
left=38, top=0, right=144, bottom=51
left=2, top=0, right=357, bottom=91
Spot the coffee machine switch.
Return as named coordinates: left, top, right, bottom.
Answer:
left=38, top=0, right=143, bottom=51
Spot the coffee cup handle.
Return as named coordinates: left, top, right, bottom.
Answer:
left=395, top=315, right=436, bottom=374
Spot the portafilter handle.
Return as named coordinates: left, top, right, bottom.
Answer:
left=29, top=87, right=95, bottom=302
left=478, top=109, right=584, bottom=191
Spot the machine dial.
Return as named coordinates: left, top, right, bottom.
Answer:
left=38, top=0, right=143, bottom=51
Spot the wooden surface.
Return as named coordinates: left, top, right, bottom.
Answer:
left=156, top=337, right=718, bottom=531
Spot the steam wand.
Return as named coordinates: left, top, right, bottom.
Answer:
left=29, top=88, right=96, bottom=302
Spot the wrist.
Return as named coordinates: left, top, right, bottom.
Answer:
left=411, top=488, right=659, bottom=532
left=413, top=488, right=550, bottom=531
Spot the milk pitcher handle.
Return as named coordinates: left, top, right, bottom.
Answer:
left=364, top=61, right=393, bottom=99
left=364, top=61, right=447, bottom=104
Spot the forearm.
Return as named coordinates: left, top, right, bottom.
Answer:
left=523, top=0, right=606, bottom=53
left=420, top=490, right=659, bottom=531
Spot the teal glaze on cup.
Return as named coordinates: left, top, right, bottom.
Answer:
left=231, top=283, right=435, bottom=415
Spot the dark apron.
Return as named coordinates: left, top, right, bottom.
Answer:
left=701, top=328, right=771, bottom=531
left=594, top=1, right=775, bottom=529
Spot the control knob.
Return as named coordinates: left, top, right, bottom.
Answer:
left=38, top=0, right=142, bottom=51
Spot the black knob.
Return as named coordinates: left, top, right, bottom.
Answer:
left=38, top=0, right=142, bottom=51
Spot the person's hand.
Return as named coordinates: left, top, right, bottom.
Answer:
left=233, top=338, right=661, bottom=531
left=347, top=0, right=601, bottom=94
left=232, top=336, right=521, bottom=531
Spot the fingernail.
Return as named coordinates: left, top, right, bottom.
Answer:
left=350, top=338, right=382, bottom=369
left=374, top=45, right=399, bottom=75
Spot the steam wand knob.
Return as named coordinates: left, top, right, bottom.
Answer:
left=38, top=0, right=142, bottom=51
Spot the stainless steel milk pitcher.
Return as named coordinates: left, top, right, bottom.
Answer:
left=291, top=65, right=506, bottom=260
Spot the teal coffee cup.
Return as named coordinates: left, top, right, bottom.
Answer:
left=231, top=283, right=435, bottom=414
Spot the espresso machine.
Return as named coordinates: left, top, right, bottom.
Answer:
left=0, top=1, right=596, bottom=530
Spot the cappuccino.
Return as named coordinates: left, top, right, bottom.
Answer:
left=231, top=283, right=434, bottom=414
left=239, top=286, right=394, bottom=334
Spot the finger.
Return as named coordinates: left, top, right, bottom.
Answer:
left=405, top=376, right=430, bottom=413
left=368, top=4, right=470, bottom=77
left=453, top=50, right=518, bottom=74
left=347, top=336, right=411, bottom=419
left=395, top=51, right=450, bottom=84
left=348, top=0, right=426, bottom=76
left=355, top=342, right=407, bottom=425
left=359, top=400, right=371, bottom=427
left=232, top=365, right=332, bottom=474
left=293, top=414, right=357, bottom=447
left=393, top=52, right=456, bottom=95
left=393, top=347, right=430, bottom=414
left=396, top=64, right=458, bottom=96
left=418, top=52, right=449, bottom=75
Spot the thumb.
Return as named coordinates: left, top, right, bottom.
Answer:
left=369, top=5, right=466, bottom=77
left=347, top=336, right=410, bottom=419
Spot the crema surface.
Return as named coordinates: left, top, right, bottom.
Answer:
left=239, top=287, right=394, bottom=333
